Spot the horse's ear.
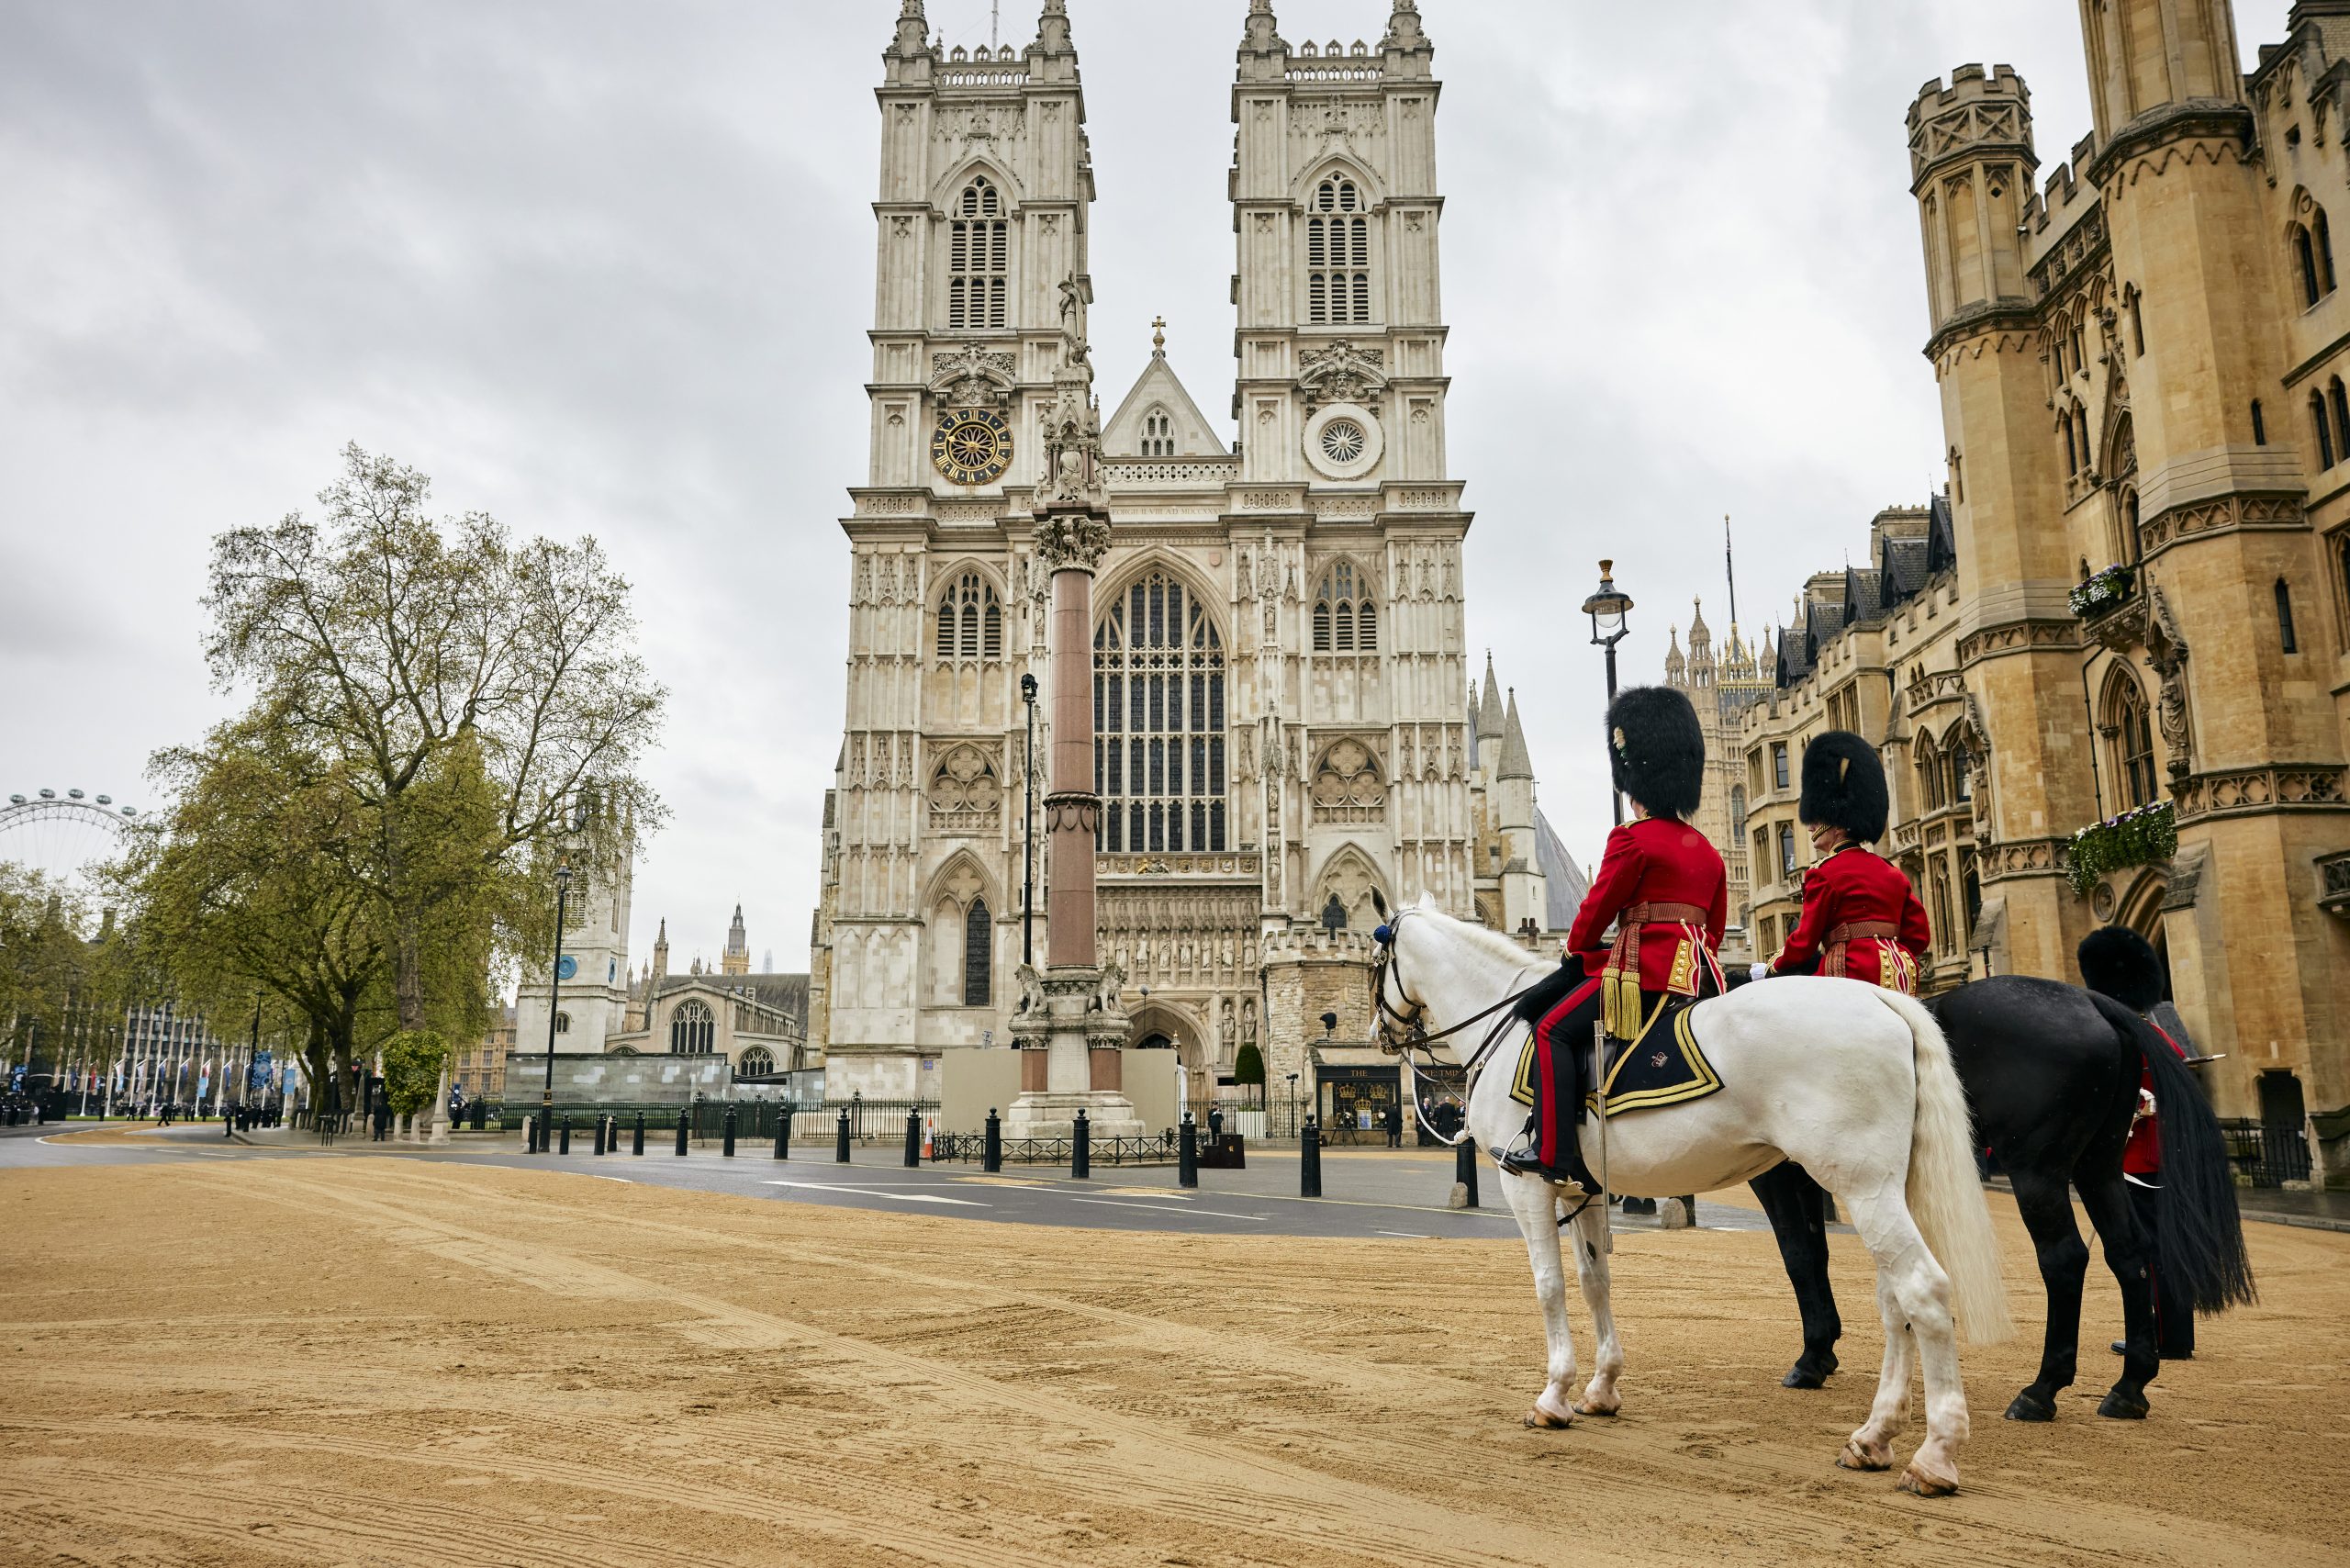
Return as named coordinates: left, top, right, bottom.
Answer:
left=1371, top=889, right=1388, bottom=919
left=1415, top=890, right=1438, bottom=911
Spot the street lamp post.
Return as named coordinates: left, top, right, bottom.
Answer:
left=1020, top=671, right=1038, bottom=967
left=1580, top=559, right=1637, bottom=825
left=1286, top=1070, right=1299, bottom=1137
left=541, top=859, right=573, bottom=1152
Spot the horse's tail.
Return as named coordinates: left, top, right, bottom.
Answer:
left=1875, top=989, right=2014, bottom=1345
left=2085, top=992, right=2257, bottom=1314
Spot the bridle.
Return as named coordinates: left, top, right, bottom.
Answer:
left=1371, top=909, right=1547, bottom=1148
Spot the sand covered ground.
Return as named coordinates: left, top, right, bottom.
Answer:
left=1, top=1154, right=2344, bottom=1566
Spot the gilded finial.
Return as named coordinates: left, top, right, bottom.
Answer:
left=1151, top=315, right=1166, bottom=353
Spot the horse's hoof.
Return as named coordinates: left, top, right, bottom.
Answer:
left=1782, top=1362, right=1832, bottom=1390
left=1524, top=1406, right=1572, bottom=1430
left=2096, top=1389, right=2150, bottom=1421
left=2003, top=1389, right=2056, bottom=1423
left=1837, top=1437, right=1891, bottom=1473
left=1570, top=1401, right=1618, bottom=1418
left=1898, top=1462, right=1959, bottom=1497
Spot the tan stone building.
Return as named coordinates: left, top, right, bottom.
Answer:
left=1663, top=593, right=1774, bottom=964
left=805, top=1, right=1583, bottom=1112
left=1722, top=2, right=2350, bottom=1178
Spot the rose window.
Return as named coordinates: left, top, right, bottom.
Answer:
left=1319, top=419, right=1366, bottom=465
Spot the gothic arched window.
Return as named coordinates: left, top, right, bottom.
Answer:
left=963, top=899, right=991, bottom=1006
left=553, top=1011, right=571, bottom=1034
left=934, top=571, right=1002, bottom=662
left=1140, top=408, right=1176, bottom=457
left=670, top=999, right=715, bottom=1056
left=2295, top=218, right=2325, bottom=308
left=736, top=1046, right=775, bottom=1077
left=2314, top=390, right=2338, bottom=469
left=948, top=177, right=1008, bottom=330
left=1307, top=177, right=1371, bottom=325
left=2105, top=670, right=2158, bottom=810
left=1094, top=571, right=1226, bottom=854
left=1916, top=734, right=1945, bottom=812
left=1312, top=559, right=1377, bottom=653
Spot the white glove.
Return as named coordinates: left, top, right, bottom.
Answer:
left=1749, top=963, right=1769, bottom=983
left=2132, top=1087, right=2156, bottom=1124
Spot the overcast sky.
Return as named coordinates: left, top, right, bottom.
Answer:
left=0, top=0, right=2289, bottom=974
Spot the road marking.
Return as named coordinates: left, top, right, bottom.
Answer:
left=763, top=1181, right=987, bottom=1207
left=1375, top=1230, right=1433, bottom=1238
left=1069, top=1197, right=1268, bottom=1221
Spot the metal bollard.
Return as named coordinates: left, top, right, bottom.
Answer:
left=1178, top=1114, right=1198, bottom=1189
left=558, top=1117, right=571, bottom=1155
left=592, top=1117, right=607, bottom=1157
left=1454, top=1136, right=1480, bottom=1209
left=1301, top=1115, right=1323, bottom=1198
left=525, top=1115, right=538, bottom=1155
left=722, top=1105, right=737, bottom=1159
left=903, top=1109, right=921, bottom=1168
left=835, top=1110, right=852, bottom=1163
left=1071, top=1109, right=1091, bottom=1180
left=774, top=1106, right=790, bottom=1160
left=674, top=1113, right=689, bottom=1157
left=632, top=1111, right=645, bottom=1156
left=606, top=1114, right=618, bottom=1155
left=983, top=1108, right=1002, bottom=1174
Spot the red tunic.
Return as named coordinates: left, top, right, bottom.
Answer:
left=1567, top=816, right=1729, bottom=991
left=1772, top=844, right=1930, bottom=991
left=2123, top=1023, right=2188, bottom=1177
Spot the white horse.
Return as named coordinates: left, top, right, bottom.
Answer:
left=1372, top=893, right=2012, bottom=1496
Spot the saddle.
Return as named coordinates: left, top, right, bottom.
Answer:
left=1511, top=993, right=1724, bottom=1122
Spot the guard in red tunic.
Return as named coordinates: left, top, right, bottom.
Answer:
left=1500, top=686, right=1725, bottom=1189
left=2080, top=924, right=2199, bottom=1360
left=1767, top=731, right=1930, bottom=991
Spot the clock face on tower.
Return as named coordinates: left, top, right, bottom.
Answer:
left=931, top=407, right=1013, bottom=486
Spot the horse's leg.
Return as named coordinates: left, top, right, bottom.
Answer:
left=1751, top=1159, right=1841, bottom=1388
left=2001, top=1166, right=2090, bottom=1422
left=1502, top=1169, right=1580, bottom=1429
left=2073, top=1169, right=2156, bottom=1418
left=1841, top=1186, right=1968, bottom=1496
left=1835, top=1258, right=1912, bottom=1474
left=1566, top=1198, right=1624, bottom=1416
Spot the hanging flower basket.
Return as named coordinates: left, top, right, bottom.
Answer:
left=2065, top=800, right=2177, bottom=898
left=2067, top=564, right=2136, bottom=619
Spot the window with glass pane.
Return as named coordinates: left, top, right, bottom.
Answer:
left=1094, top=572, right=1226, bottom=853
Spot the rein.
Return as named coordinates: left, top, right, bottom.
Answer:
left=1371, top=911, right=1547, bottom=1149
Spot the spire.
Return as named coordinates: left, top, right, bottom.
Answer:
left=1381, top=0, right=1428, bottom=53
left=1665, top=625, right=1685, bottom=682
left=1034, top=0, right=1072, bottom=55
left=1241, top=0, right=1285, bottom=62
left=1477, top=650, right=1505, bottom=739
left=651, top=917, right=669, bottom=982
left=1500, top=688, right=1535, bottom=780
left=723, top=904, right=749, bottom=977
left=889, top=0, right=929, bottom=59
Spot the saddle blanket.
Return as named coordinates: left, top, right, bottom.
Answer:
left=1509, top=998, right=1724, bottom=1121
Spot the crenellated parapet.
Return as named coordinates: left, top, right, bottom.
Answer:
left=1907, top=64, right=2034, bottom=191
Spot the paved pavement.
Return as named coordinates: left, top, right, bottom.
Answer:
left=0, top=1121, right=1777, bottom=1240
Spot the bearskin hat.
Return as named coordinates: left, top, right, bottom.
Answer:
left=1606, top=686, right=1705, bottom=821
left=2078, top=924, right=2165, bottom=1011
left=1797, top=731, right=1889, bottom=844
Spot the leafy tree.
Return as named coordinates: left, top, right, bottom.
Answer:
left=1233, top=1042, right=1265, bottom=1088
left=200, top=445, right=664, bottom=1036
left=379, top=1029, right=449, bottom=1117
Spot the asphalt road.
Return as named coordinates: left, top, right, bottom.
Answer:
left=0, top=1120, right=1781, bottom=1240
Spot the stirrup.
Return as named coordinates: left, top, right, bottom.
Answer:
left=1492, top=1144, right=1592, bottom=1198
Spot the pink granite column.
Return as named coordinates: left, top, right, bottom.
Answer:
left=1045, top=565, right=1096, bottom=970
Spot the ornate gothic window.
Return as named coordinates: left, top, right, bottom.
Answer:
left=2313, top=389, right=2337, bottom=469
left=670, top=999, right=715, bottom=1056
left=2105, top=671, right=2157, bottom=810
left=935, top=571, right=1002, bottom=661
left=1916, top=734, right=1945, bottom=812
left=963, top=899, right=991, bottom=1006
left=1306, top=177, right=1371, bottom=325
left=2295, top=218, right=2325, bottom=309
left=948, top=177, right=1008, bottom=330
left=2329, top=378, right=2349, bottom=464
left=926, top=744, right=1002, bottom=833
left=1094, top=571, right=1226, bottom=854
left=1140, top=408, right=1176, bottom=456
left=737, top=1046, right=775, bottom=1077
left=1311, top=559, right=1377, bottom=652
left=1310, top=739, right=1385, bottom=823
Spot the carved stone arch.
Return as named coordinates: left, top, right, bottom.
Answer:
left=1094, top=551, right=1228, bottom=634
left=1309, top=843, right=1388, bottom=932
left=928, top=154, right=1027, bottom=211
left=923, top=847, right=997, bottom=914
left=1125, top=999, right=1211, bottom=1067
left=1289, top=155, right=1389, bottom=209
left=1309, top=736, right=1385, bottom=820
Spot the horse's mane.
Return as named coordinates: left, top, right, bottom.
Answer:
left=1405, top=902, right=1569, bottom=1019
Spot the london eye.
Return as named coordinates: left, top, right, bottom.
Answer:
left=0, top=788, right=142, bottom=903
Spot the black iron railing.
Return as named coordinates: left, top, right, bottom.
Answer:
left=2216, top=1117, right=2312, bottom=1187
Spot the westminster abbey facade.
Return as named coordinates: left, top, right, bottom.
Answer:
left=806, top=2, right=1582, bottom=1097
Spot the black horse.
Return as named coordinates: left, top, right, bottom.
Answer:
left=1750, top=934, right=2254, bottom=1421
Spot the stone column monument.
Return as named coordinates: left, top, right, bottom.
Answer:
left=1006, top=275, right=1145, bottom=1141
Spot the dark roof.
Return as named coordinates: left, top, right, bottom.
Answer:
left=1841, top=567, right=1886, bottom=623
left=1879, top=535, right=1931, bottom=603
left=652, top=972, right=809, bottom=1027
left=1775, top=624, right=1813, bottom=688
left=1926, top=493, right=1958, bottom=577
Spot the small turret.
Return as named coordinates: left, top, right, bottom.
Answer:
left=1475, top=650, right=1505, bottom=778
left=1907, top=65, right=2036, bottom=339
left=723, top=904, right=750, bottom=977
left=1665, top=625, right=1687, bottom=686
left=885, top=0, right=933, bottom=79
left=1381, top=0, right=1431, bottom=73
left=651, top=917, right=669, bottom=982
left=1239, top=0, right=1286, bottom=77
left=2079, top=0, right=2244, bottom=150
left=1033, top=0, right=1072, bottom=59
left=1499, top=689, right=1534, bottom=783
